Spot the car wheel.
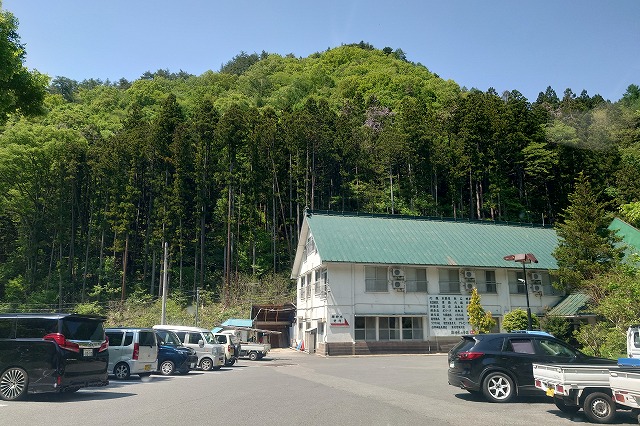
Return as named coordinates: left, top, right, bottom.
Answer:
left=554, top=396, right=580, bottom=414
left=583, top=392, right=616, bottom=424
left=482, top=372, right=515, bottom=403
left=0, top=367, right=28, bottom=401
left=200, top=357, right=213, bottom=371
left=113, top=362, right=131, bottom=380
left=159, top=360, right=175, bottom=375
left=249, top=351, right=258, bottom=361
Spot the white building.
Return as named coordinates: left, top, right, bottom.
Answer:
left=290, top=211, right=563, bottom=355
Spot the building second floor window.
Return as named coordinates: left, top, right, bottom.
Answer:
left=365, top=266, right=388, bottom=292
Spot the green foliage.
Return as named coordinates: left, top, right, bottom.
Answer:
left=584, top=268, right=640, bottom=334
left=502, top=308, right=540, bottom=332
left=574, top=322, right=625, bottom=359
left=73, top=301, right=106, bottom=316
left=467, top=288, right=496, bottom=333
left=539, top=315, right=573, bottom=343
left=0, top=6, right=48, bottom=123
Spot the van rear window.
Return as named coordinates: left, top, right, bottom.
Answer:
left=62, top=318, right=104, bottom=341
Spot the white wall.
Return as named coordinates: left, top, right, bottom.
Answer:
left=294, top=262, right=563, bottom=344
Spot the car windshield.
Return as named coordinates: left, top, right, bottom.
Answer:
left=201, top=331, right=216, bottom=344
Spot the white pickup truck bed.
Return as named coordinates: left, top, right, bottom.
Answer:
left=533, top=362, right=625, bottom=423
left=533, top=363, right=614, bottom=391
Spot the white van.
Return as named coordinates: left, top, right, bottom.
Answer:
left=153, top=325, right=225, bottom=371
left=105, top=327, right=158, bottom=379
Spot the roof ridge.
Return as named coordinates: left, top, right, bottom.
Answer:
left=305, top=209, right=550, bottom=229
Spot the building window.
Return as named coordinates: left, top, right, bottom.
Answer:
left=298, top=277, right=303, bottom=300
left=306, top=273, right=312, bottom=298
left=314, top=267, right=328, bottom=298
left=365, top=266, right=388, bottom=292
left=379, top=317, right=400, bottom=340
left=406, top=269, right=428, bottom=292
left=354, top=316, right=376, bottom=341
left=305, top=235, right=316, bottom=255
left=439, top=269, right=461, bottom=294
left=402, top=317, right=423, bottom=340
left=509, top=271, right=527, bottom=294
left=480, top=270, right=497, bottom=293
left=356, top=316, right=424, bottom=341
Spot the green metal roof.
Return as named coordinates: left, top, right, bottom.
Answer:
left=609, top=217, right=640, bottom=258
left=303, top=211, right=559, bottom=270
left=546, top=292, right=592, bottom=317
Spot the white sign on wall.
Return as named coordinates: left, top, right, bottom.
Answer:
left=428, top=295, right=472, bottom=336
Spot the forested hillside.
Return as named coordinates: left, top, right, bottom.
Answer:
left=1, top=42, right=639, bottom=312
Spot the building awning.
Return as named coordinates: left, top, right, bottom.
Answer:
left=221, top=318, right=254, bottom=328
left=546, top=292, right=594, bottom=317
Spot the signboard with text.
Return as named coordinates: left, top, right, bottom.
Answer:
left=428, top=295, right=472, bottom=336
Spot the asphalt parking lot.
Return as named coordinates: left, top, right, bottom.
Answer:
left=1, top=349, right=638, bottom=425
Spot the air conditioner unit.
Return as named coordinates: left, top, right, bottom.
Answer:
left=463, top=282, right=475, bottom=292
left=530, top=272, right=542, bottom=281
left=392, top=280, right=406, bottom=290
left=464, top=270, right=476, bottom=280
left=391, top=268, right=405, bottom=278
left=531, top=284, right=543, bottom=294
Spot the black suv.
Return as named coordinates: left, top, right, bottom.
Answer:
left=0, top=313, right=109, bottom=401
left=447, top=331, right=616, bottom=403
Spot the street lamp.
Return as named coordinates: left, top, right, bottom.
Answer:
left=503, top=253, right=539, bottom=331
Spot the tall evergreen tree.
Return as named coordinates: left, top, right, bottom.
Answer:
left=553, top=172, right=624, bottom=291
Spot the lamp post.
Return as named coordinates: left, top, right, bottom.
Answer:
left=503, top=253, right=538, bottom=331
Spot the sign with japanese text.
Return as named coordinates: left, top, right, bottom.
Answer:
left=428, top=295, right=472, bottom=336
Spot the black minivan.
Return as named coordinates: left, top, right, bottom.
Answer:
left=0, top=313, right=109, bottom=400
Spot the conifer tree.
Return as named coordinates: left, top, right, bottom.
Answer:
left=553, top=172, right=624, bottom=291
left=467, top=288, right=496, bottom=334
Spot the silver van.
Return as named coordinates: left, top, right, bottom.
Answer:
left=105, top=328, right=158, bottom=379
left=153, top=325, right=225, bottom=371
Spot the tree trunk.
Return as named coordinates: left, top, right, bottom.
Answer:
left=121, top=233, right=129, bottom=301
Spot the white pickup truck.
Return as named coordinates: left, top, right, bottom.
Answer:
left=534, top=325, right=640, bottom=424
left=608, top=326, right=640, bottom=420
left=533, top=362, right=622, bottom=423
left=238, top=342, right=271, bottom=361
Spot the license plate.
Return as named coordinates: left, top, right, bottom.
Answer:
left=546, top=388, right=555, bottom=397
left=83, top=349, right=93, bottom=357
left=190, top=363, right=196, bottom=368
left=144, top=364, right=151, bottom=371
left=449, top=362, right=454, bottom=368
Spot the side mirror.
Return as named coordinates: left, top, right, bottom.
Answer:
left=198, top=339, right=205, bottom=348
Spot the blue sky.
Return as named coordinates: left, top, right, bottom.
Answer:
left=3, top=0, right=639, bottom=102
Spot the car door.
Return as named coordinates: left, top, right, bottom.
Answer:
left=502, top=337, right=539, bottom=391
left=105, top=330, right=124, bottom=371
left=137, top=330, right=158, bottom=365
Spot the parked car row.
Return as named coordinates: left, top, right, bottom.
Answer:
left=0, top=313, right=241, bottom=401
